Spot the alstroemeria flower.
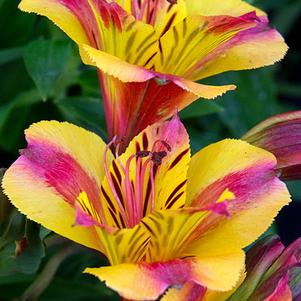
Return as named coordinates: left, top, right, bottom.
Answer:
left=18, top=0, right=288, bottom=147
left=2, top=116, right=290, bottom=300
left=243, top=111, right=301, bottom=181
left=162, top=235, right=301, bottom=301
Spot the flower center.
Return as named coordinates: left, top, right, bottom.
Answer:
left=103, top=137, right=171, bottom=228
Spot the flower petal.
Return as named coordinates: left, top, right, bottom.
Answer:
left=106, top=75, right=233, bottom=143
left=94, top=224, right=151, bottom=265
left=243, top=111, right=301, bottom=181
left=185, top=0, right=265, bottom=17
left=85, top=250, right=244, bottom=300
left=115, top=0, right=187, bottom=36
left=155, top=13, right=258, bottom=78
left=2, top=121, right=112, bottom=251
left=190, top=16, right=288, bottom=81
left=161, top=282, right=207, bottom=301
left=261, top=274, right=292, bottom=301
left=19, top=0, right=89, bottom=45
left=162, top=271, right=246, bottom=301
left=19, top=0, right=159, bottom=68
left=186, top=139, right=291, bottom=251
left=140, top=209, right=244, bottom=292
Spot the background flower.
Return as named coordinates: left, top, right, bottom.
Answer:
left=243, top=110, right=301, bottom=181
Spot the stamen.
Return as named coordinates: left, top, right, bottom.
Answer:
left=124, top=154, right=137, bottom=227
left=151, top=151, right=167, bottom=165
left=136, top=150, right=151, bottom=158
left=137, top=157, right=152, bottom=220
left=103, top=137, right=128, bottom=226
left=150, top=165, right=156, bottom=211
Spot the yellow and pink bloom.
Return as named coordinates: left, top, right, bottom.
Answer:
left=2, top=115, right=291, bottom=300
left=18, top=0, right=288, bottom=147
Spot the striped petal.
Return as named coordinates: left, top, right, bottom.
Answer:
left=243, top=111, right=301, bottom=181
left=105, top=76, right=233, bottom=143
left=155, top=12, right=287, bottom=81
left=99, top=115, right=191, bottom=228
left=114, top=0, right=187, bottom=36
left=85, top=248, right=244, bottom=300
left=188, top=16, right=288, bottom=81
left=19, top=0, right=159, bottom=68
left=2, top=121, right=113, bottom=252
left=155, top=13, right=257, bottom=78
left=185, top=139, right=291, bottom=253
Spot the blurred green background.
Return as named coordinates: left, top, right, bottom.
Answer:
left=0, top=0, right=300, bottom=300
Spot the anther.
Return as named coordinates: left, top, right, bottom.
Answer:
left=151, top=151, right=167, bottom=165
left=136, top=150, right=151, bottom=158
left=167, top=0, right=177, bottom=4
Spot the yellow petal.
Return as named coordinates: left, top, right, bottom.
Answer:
left=155, top=14, right=257, bottom=77
left=185, top=0, right=265, bottom=17
left=85, top=250, right=244, bottom=300
left=186, top=139, right=291, bottom=251
left=114, top=0, right=187, bottom=36
left=2, top=162, right=103, bottom=251
left=25, top=121, right=112, bottom=188
left=19, top=0, right=89, bottom=45
left=2, top=121, right=113, bottom=252
left=194, top=26, right=288, bottom=80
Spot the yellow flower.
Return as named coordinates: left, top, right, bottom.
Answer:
left=2, top=116, right=290, bottom=300
left=18, top=0, right=288, bottom=147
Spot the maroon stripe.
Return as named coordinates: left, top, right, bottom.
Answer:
left=168, top=148, right=189, bottom=170
left=166, top=191, right=185, bottom=209
left=101, top=185, right=116, bottom=214
left=165, top=180, right=187, bottom=207
left=112, top=160, right=122, bottom=184
left=142, top=132, right=149, bottom=150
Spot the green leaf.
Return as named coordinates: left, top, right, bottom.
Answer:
left=0, top=89, right=42, bottom=152
left=0, top=47, right=23, bottom=65
left=24, top=38, right=72, bottom=100
left=54, top=96, right=107, bottom=139
left=0, top=215, right=48, bottom=276
left=14, top=221, right=47, bottom=274
left=41, top=278, right=119, bottom=301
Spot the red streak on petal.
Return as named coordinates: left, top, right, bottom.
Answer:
left=21, top=139, right=101, bottom=213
